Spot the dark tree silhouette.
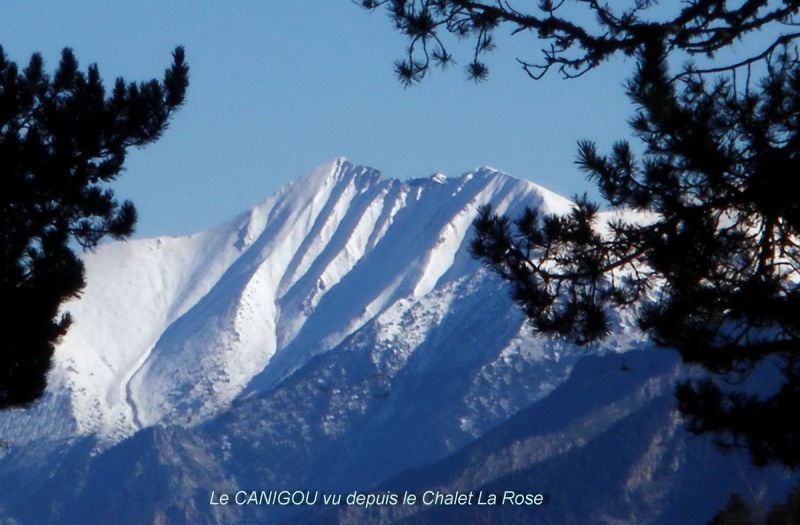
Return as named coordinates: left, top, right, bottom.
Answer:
left=358, top=0, right=800, bottom=85
left=709, top=493, right=757, bottom=525
left=0, top=46, right=188, bottom=409
left=708, top=482, right=800, bottom=524
left=360, top=1, right=800, bottom=468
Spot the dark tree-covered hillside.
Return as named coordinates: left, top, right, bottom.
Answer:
left=359, top=1, right=800, bottom=469
left=0, top=46, right=188, bottom=409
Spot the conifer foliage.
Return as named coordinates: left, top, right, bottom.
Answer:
left=361, top=1, right=800, bottom=468
left=0, top=46, right=188, bottom=409
left=708, top=483, right=800, bottom=524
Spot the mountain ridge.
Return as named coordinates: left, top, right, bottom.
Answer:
left=1, top=159, right=790, bottom=525
left=0, top=158, right=576, bottom=447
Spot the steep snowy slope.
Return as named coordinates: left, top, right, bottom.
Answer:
left=0, top=158, right=586, bottom=447
left=2, top=160, right=788, bottom=525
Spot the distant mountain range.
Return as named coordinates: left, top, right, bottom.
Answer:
left=0, top=159, right=793, bottom=524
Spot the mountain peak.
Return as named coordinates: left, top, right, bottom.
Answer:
left=0, top=159, right=579, bottom=447
left=2, top=159, right=781, bottom=525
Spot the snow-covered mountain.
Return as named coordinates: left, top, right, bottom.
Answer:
left=0, top=158, right=582, bottom=446
left=0, top=159, right=793, bottom=524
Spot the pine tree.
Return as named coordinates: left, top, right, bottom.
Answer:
left=708, top=493, right=756, bottom=525
left=765, top=482, right=800, bottom=524
left=360, top=1, right=800, bottom=468
left=0, top=46, right=188, bottom=409
left=708, top=482, right=800, bottom=524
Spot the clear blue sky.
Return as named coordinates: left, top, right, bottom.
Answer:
left=1, top=1, right=638, bottom=238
